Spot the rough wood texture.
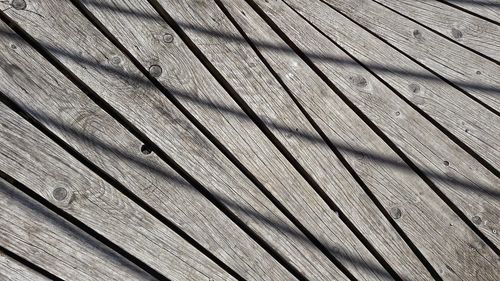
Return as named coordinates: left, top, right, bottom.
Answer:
left=441, top=0, right=500, bottom=24
left=286, top=0, right=500, bottom=168
left=0, top=101, right=235, bottom=280
left=0, top=177, right=154, bottom=281
left=282, top=0, right=500, bottom=248
left=0, top=18, right=296, bottom=281
left=0, top=1, right=357, bottom=280
left=376, top=0, right=500, bottom=62
left=321, top=0, right=500, bottom=112
left=249, top=0, right=500, bottom=279
left=0, top=249, right=50, bottom=281
left=140, top=0, right=432, bottom=280
left=39, top=0, right=391, bottom=279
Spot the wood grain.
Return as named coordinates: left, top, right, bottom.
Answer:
left=0, top=248, right=50, bottom=281
left=76, top=0, right=396, bottom=279
left=0, top=1, right=357, bottom=280
left=144, top=0, right=434, bottom=279
left=248, top=0, right=500, bottom=279
left=320, top=0, right=500, bottom=112
left=283, top=0, right=500, bottom=176
left=0, top=177, right=154, bottom=281
left=441, top=0, right=500, bottom=24
left=376, top=0, right=500, bottom=62
left=0, top=17, right=296, bottom=281
left=0, top=101, right=235, bottom=280
left=282, top=0, right=500, bottom=248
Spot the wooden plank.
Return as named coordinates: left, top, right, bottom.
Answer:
left=75, top=0, right=393, bottom=279
left=0, top=177, right=154, bottom=281
left=0, top=19, right=296, bottom=281
left=0, top=103, right=235, bottom=280
left=0, top=1, right=355, bottom=280
left=246, top=0, right=500, bottom=279
left=375, top=0, right=500, bottom=62
left=282, top=0, right=500, bottom=175
left=441, top=0, right=500, bottom=24
left=277, top=0, right=500, bottom=248
left=320, top=0, right=500, bottom=112
left=126, top=0, right=434, bottom=280
left=0, top=248, right=50, bottom=281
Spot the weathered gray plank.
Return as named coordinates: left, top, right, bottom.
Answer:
left=0, top=102, right=235, bottom=280
left=283, top=0, right=500, bottom=246
left=0, top=18, right=296, bottom=281
left=441, top=0, right=500, bottom=24
left=0, top=1, right=356, bottom=280
left=0, top=177, right=154, bottom=281
left=248, top=0, right=500, bottom=279
left=277, top=0, right=500, bottom=248
left=376, top=0, right=500, bottom=62
left=321, top=0, right=500, bottom=112
left=284, top=0, right=500, bottom=176
left=76, top=0, right=393, bottom=279
left=0, top=248, right=50, bottom=281
left=132, top=0, right=434, bottom=279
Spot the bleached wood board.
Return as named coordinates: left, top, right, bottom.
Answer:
left=77, top=0, right=392, bottom=279
left=0, top=17, right=296, bottom=281
left=281, top=0, right=500, bottom=174
left=246, top=0, right=500, bottom=279
left=0, top=247, right=51, bottom=281
left=138, top=0, right=432, bottom=279
left=0, top=101, right=235, bottom=280
left=441, top=0, right=500, bottom=24
left=0, top=1, right=356, bottom=280
left=281, top=0, right=500, bottom=247
left=320, top=0, right=500, bottom=113
left=376, top=0, right=500, bottom=62
left=0, top=177, right=155, bottom=281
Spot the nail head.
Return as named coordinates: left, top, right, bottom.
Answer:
left=149, top=64, right=162, bottom=78
left=163, top=33, right=174, bottom=43
left=53, top=187, right=68, bottom=201
left=390, top=207, right=402, bottom=219
left=11, top=0, right=26, bottom=10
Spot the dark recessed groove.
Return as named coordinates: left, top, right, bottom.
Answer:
left=0, top=243, right=64, bottom=281
left=317, top=0, right=499, bottom=177
left=0, top=12, right=243, bottom=281
left=213, top=0, right=441, bottom=280
left=250, top=0, right=500, bottom=258
left=148, top=0, right=393, bottom=279
left=0, top=170, right=165, bottom=281
left=370, top=0, right=499, bottom=66
left=436, top=0, right=500, bottom=26
left=67, top=1, right=314, bottom=280
left=214, top=0, right=417, bottom=280
left=318, top=0, right=500, bottom=118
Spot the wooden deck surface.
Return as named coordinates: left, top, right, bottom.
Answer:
left=0, top=0, right=498, bottom=280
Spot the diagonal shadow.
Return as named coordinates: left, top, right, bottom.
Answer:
left=0, top=99, right=393, bottom=280
left=438, top=0, right=500, bottom=8
left=0, top=27, right=497, bottom=199
left=0, top=177, right=154, bottom=280
left=0, top=4, right=498, bottom=278
left=78, top=0, right=500, bottom=95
